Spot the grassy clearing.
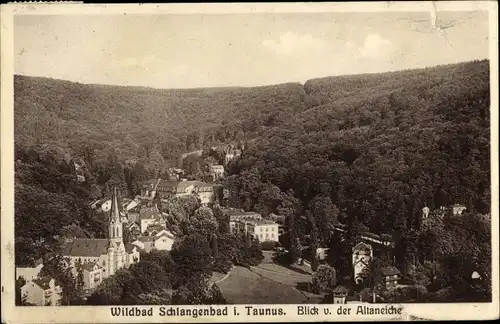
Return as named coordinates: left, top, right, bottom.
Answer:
left=216, top=266, right=308, bottom=304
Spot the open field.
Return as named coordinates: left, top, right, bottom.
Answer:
left=216, top=266, right=309, bottom=304
left=216, top=262, right=324, bottom=304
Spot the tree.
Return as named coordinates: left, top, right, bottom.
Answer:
left=170, top=234, right=214, bottom=288
left=182, top=207, right=218, bottom=240
left=76, top=259, right=84, bottom=292
left=308, top=211, right=320, bottom=271
left=309, top=196, right=339, bottom=243
left=89, top=184, right=102, bottom=200
left=311, top=264, right=336, bottom=294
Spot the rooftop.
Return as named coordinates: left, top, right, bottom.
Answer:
left=353, top=242, right=372, bottom=253
left=81, top=262, right=99, bottom=272
left=380, top=266, right=401, bottom=276
left=32, top=277, right=57, bottom=290
left=63, top=239, right=108, bottom=257
left=332, top=285, right=349, bottom=294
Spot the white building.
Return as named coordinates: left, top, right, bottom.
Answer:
left=16, top=260, right=44, bottom=281
left=451, top=204, right=467, bottom=215
left=139, top=210, right=161, bottom=234
left=352, top=242, right=373, bottom=284
left=152, top=231, right=176, bottom=251
left=21, top=278, right=62, bottom=306
left=176, top=180, right=215, bottom=205
left=81, top=262, right=103, bottom=293
left=209, top=164, right=225, bottom=181
left=230, top=215, right=279, bottom=242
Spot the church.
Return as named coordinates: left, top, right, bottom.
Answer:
left=62, top=187, right=140, bottom=279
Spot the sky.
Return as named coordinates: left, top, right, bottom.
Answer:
left=14, top=10, right=490, bottom=89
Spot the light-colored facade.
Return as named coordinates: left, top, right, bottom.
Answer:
left=452, top=204, right=467, bottom=215
left=209, top=164, right=225, bottom=181
left=153, top=232, right=176, bottom=251
left=380, top=266, right=401, bottom=288
left=21, top=278, right=62, bottom=306
left=16, top=262, right=44, bottom=281
left=352, top=242, right=373, bottom=283
left=230, top=215, right=279, bottom=242
left=82, top=262, right=103, bottom=292
left=332, top=286, right=348, bottom=304
left=253, top=221, right=280, bottom=242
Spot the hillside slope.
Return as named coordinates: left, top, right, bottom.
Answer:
left=14, top=76, right=306, bottom=163
left=224, top=59, right=490, bottom=232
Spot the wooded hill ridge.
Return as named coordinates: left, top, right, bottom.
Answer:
left=14, top=60, right=489, bottom=165
left=15, top=59, right=490, bottom=249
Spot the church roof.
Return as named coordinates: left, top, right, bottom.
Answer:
left=64, top=239, right=109, bottom=257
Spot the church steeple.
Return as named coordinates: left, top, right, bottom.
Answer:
left=109, top=187, right=121, bottom=223
left=108, top=187, right=123, bottom=245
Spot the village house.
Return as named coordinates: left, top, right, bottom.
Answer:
left=224, top=147, right=242, bottom=165
left=379, top=266, right=401, bottom=288
left=140, top=178, right=215, bottom=205
left=132, top=236, right=155, bottom=253
left=121, top=198, right=139, bottom=212
left=132, top=228, right=176, bottom=252
left=209, top=164, right=225, bottom=181
left=175, top=180, right=215, bottom=205
left=227, top=209, right=262, bottom=232
left=63, top=188, right=140, bottom=279
left=16, top=259, right=44, bottom=281
left=152, top=231, right=176, bottom=251
left=21, top=278, right=62, bottom=306
left=139, top=209, right=162, bottom=234
left=231, top=216, right=279, bottom=242
left=89, top=197, right=111, bottom=212
left=352, top=242, right=373, bottom=284
left=316, top=247, right=330, bottom=263
left=141, top=178, right=177, bottom=200
left=81, top=262, right=103, bottom=294
left=332, top=285, right=349, bottom=304
left=422, top=206, right=430, bottom=218
left=451, top=204, right=467, bottom=215
left=126, top=222, right=141, bottom=238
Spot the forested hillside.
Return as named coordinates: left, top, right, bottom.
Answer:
left=14, top=75, right=306, bottom=165
left=14, top=59, right=491, bottom=282
left=225, top=60, right=490, bottom=234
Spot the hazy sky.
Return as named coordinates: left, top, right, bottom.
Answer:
left=14, top=10, right=489, bottom=88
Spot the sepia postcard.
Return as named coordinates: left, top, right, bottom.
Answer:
left=1, top=1, right=499, bottom=323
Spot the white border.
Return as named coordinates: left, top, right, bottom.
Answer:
left=1, top=2, right=499, bottom=323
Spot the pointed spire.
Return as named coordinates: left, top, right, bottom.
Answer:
left=110, top=187, right=120, bottom=222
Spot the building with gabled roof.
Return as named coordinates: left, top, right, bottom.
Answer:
left=352, top=242, right=373, bottom=284
left=16, top=259, right=44, bottom=281
left=63, top=187, right=140, bottom=279
left=332, top=285, right=349, bottom=304
left=81, top=262, right=103, bottom=293
left=21, top=277, right=62, bottom=306
left=379, top=266, right=401, bottom=288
